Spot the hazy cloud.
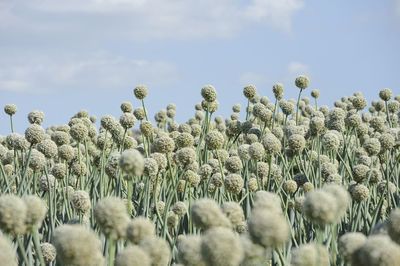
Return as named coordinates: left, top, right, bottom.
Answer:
left=0, top=51, right=179, bottom=93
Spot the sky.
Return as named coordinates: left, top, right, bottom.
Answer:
left=0, top=0, right=399, bottom=135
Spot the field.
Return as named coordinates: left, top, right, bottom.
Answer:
left=0, top=77, right=400, bottom=266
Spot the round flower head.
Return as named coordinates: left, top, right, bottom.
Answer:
left=70, top=161, right=87, bottom=176
left=224, top=156, right=243, bottom=173
left=176, top=147, right=196, bottom=167
left=167, top=211, right=179, bottom=228
left=119, top=149, right=144, bottom=176
left=115, top=245, right=150, bottom=266
left=311, top=89, right=320, bottom=98
left=71, top=190, right=91, bottom=213
left=243, top=84, right=257, bottom=99
left=205, top=130, right=224, bottom=150
left=176, top=235, right=205, bottom=266
left=352, top=235, right=400, bottom=266
left=94, top=197, right=130, bottom=240
left=120, top=113, right=136, bottom=129
left=51, top=131, right=70, bottom=146
left=140, top=121, right=154, bottom=137
left=24, top=195, right=47, bottom=231
left=201, top=227, right=244, bottom=266
left=150, top=152, right=168, bottom=170
left=175, top=132, right=194, bottom=148
left=126, top=217, right=155, bottom=244
left=363, top=138, right=381, bottom=156
left=303, top=190, right=338, bottom=225
left=52, top=225, right=104, bottom=266
left=29, top=149, right=46, bottom=171
left=139, top=237, right=170, bottom=266
left=134, top=85, right=148, bottom=99
left=288, top=134, right=306, bottom=152
left=172, top=201, right=187, bottom=217
left=133, top=107, right=146, bottom=121
left=349, top=183, right=369, bottom=202
left=0, top=234, right=17, bottom=266
left=37, top=139, right=58, bottom=158
left=262, top=133, right=281, bottom=154
left=152, top=135, right=175, bottom=153
left=25, top=124, right=45, bottom=144
left=224, top=173, right=244, bottom=194
left=379, top=88, right=392, bottom=101
left=379, top=133, right=395, bottom=150
left=248, top=142, right=264, bottom=161
left=0, top=195, right=27, bottom=235
left=352, top=96, right=367, bottom=110
left=221, top=201, right=244, bottom=227
left=280, top=100, right=295, bottom=115
left=351, top=164, right=369, bottom=183
left=120, top=101, right=133, bottom=113
left=284, top=180, right=298, bottom=194
left=322, top=131, right=339, bottom=150
left=4, top=104, right=17, bottom=116
left=248, top=208, right=289, bottom=248
left=272, top=83, right=284, bottom=99
left=38, top=174, right=58, bottom=192
left=253, top=191, right=282, bottom=213
left=295, top=75, right=310, bottom=90
left=51, top=163, right=66, bottom=179
left=28, top=110, right=45, bottom=124
left=70, top=123, right=88, bottom=142
left=291, top=243, right=330, bottom=266
left=41, top=242, right=57, bottom=264
left=338, top=232, right=367, bottom=263
left=388, top=208, right=400, bottom=244
left=191, top=198, right=231, bottom=230
left=201, top=85, right=217, bottom=102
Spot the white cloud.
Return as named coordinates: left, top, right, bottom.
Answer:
left=0, top=52, right=179, bottom=93
left=238, top=61, right=310, bottom=88
left=238, top=72, right=272, bottom=87
left=4, top=0, right=304, bottom=42
left=244, top=0, right=304, bottom=32
left=395, top=0, right=400, bottom=16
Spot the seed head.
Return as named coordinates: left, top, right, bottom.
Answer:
left=134, top=85, right=148, bottom=100
left=25, top=124, right=45, bottom=144
left=291, top=243, right=330, bottom=266
left=119, top=149, right=145, bottom=176
left=221, top=201, right=244, bottom=227
left=115, top=245, right=150, bottom=266
left=126, top=217, right=155, bottom=244
left=191, top=199, right=231, bottom=230
left=338, top=232, right=367, bottom=263
left=272, top=83, right=284, bottom=99
left=0, top=195, right=27, bottom=235
left=201, top=85, right=217, bottom=102
left=177, top=235, right=205, bottom=266
left=0, top=234, right=17, bottom=266
left=201, top=227, right=243, bottom=266
left=352, top=235, right=400, bottom=266
left=52, top=225, right=104, bottom=266
left=379, top=88, right=392, bottom=101
left=295, top=75, right=310, bottom=90
left=71, top=190, right=91, bottom=213
left=243, top=84, right=257, bottom=99
left=139, top=237, right=171, bottom=266
left=248, top=208, right=290, bottom=248
left=205, top=130, right=224, bottom=150
left=24, top=195, right=47, bottom=231
left=28, top=110, right=45, bottom=125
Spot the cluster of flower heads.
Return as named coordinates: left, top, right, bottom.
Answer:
left=0, top=77, right=400, bottom=265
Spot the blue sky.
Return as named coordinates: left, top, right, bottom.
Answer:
left=0, top=0, right=399, bottom=135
